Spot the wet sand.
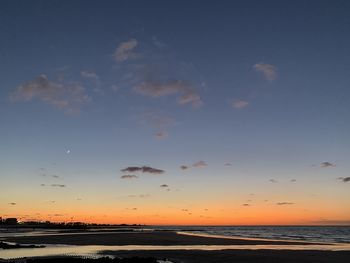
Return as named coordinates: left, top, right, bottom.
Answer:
left=102, top=249, right=350, bottom=263
left=3, top=231, right=321, bottom=246
left=2, top=231, right=350, bottom=262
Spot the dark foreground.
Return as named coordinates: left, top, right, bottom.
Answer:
left=103, top=250, right=350, bottom=263
left=2, top=257, right=157, bottom=263
left=2, top=251, right=350, bottom=263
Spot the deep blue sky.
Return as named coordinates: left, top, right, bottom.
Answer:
left=1, top=0, right=349, bottom=224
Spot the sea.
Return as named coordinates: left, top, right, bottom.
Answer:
left=152, top=225, right=350, bottom=244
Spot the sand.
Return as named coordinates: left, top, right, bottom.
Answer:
left=102, top=249, right=350, bottom=263
left=2, top=231, right=322, bottom=246
left=2, top=231, right=350, bottom=262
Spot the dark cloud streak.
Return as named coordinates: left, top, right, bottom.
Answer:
left=121, top=166, right=164, bottom=174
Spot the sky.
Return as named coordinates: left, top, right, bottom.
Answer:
left=0, top=0, right=349, bottom=225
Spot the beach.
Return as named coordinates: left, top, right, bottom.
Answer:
left=103, top=249, right=350, bottom=263
left=2, top=231, right=350, bottom=262
left=2, top=231, right=324, bottom=246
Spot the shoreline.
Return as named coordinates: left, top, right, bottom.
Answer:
left=1, top=231, right=350, bottom=262
left=2, top=231, right=328, bottom=246
left=176, top=231, right=334, bottom=245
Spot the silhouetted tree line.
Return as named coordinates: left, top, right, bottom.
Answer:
left=0, top=217, right=144, bottom=229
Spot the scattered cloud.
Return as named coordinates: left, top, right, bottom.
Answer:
left=140, top=111, right=176, bottom=129
left=338, top=177, right=350, bottom=182
left=81, top=70, right=101, bottom=93
left=128, top=194, right=150, bottom=198
left=40, top=184, right=46, bottom=186
left=154, top=131, right=168, bottom=140
left=114, top=39, right=138, bottom=62
left=269, top=179, right=278, bottom=183
left=49, top=213, right=64, bottom=217
left=134, top=79, right=202, bottom=107
left=181, top=161, right=207, bottom=170
left=121, top=166, right=165, bottom=174
left=253, top=63, right=277, bottom=81
left=52, top=175, right=60, bottom=179
left=8, top=202, right=16, bottom=205
left=51, top=184, right=66, bottom=188
left=152, top=36, right=167, bottom=48
left=276, top=202, right=294, bottom=205
left=10, top=75, right=90, bottom=114
left=242, top=204, right=251, bottom=207
left=139, top=111, right=175, bottom=140
left=224, top=163, right=232, bottom=166
left=120, top=174, right=139, bottom=179
left=290, top=179, right=297, bottom=182
left=232, top=100, right=249, bottom=109
left=193, top=160, right=207, bottom=168
left=160, top=184, right=169, bottom=188
left=81, top=71, right=99, bottom=80
left=320, top=162, right=335, bottom=168
left=110, top=84, right=119, bottom=92
left=177, top=91, right=203, bottom=107
left=126, top=207, right=138, bottom=211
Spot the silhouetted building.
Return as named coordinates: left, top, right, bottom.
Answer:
left=4, top=218, right=18, bottom=225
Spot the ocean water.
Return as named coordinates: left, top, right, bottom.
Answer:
left=152, top=226, right=350, bottom=244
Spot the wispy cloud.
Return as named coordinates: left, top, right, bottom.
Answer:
left=48, top=213, right=65, bottom=217
left=8, top=202, right=16, bottom=205
left=81, top=70, right=101, bottom=93
left=193, top=161, right=207, bottom=168
left=120, top=174, right=139, bottom=179
left=276, top=202, right=294, bottom=205
left=10, top=75, right=90, bottom=114
left=337, top=177, right=350, bottom=182
left=51, top=184, right=66, bottom=188
left=160, top=184, right=169, bottom=188
left=253, top=63, right=277, bottom=81
left=114, top=39, right=138, bottom=62
left=139, top=111, right=176, bottom=140
left=290, top=179, right=297, bottom=182
left=134, top=79, right=202, bottom=107
left=269, top=179, right=278, bottom=183
left=140, top=111, right=176, bottom=129
left=154, top=131, right=168, bottom=140
left=121, top=166, right=165, bottom=174
left=125, top=207, right=138, bottom=211
left=232, top=100, right=249, bottom=109
left=127, top=194, right=150, bottom=198
left=81, top=71, right=99, bottom=80
left=181, top=161, right=207, bottom=170
left=242, top=203, right=251, bottom=207
left=320, top=162, right=335, bottom=168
